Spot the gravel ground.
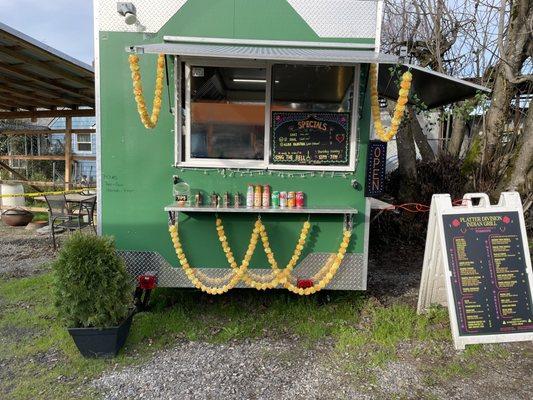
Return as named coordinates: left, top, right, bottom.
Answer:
left=0, top=221, right=56, bottom=278
left=92, top=338, right=533, bottom=400
left=2, top=223, right=531, bottom=399
left=93, top=339, right=372, bottom=400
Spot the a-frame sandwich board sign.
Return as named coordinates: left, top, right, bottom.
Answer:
left=417, top=192, right=533, bottom=350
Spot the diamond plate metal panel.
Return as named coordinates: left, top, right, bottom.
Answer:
left=119, top=251, right=366, bottom=290
left=98, top=0, right=188, bottom=33
left=287, top=0, right=377, bottom=38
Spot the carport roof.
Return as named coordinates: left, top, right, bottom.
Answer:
left=0, top=22, right=95, bottom=118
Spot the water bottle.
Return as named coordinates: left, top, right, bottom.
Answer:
left=173, top=176, right=190, bottom=206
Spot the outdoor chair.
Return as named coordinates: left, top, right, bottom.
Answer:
left=44, top=194, right=94, bottom=249
left=79, top=195, right=97, bottom=234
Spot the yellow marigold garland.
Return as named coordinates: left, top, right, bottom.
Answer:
left=282, top=230, right=351, bottom=295
left=169, top=217, right=352, bottom=296
left=128, top=53, right=165, bottom=129
left=369, top=64, right=412, bottom=142
left=216, top=218, right=310, bottom=290
left=168, top=220, right=260, bottom=295
left=253, top=220, right=351, bottom=295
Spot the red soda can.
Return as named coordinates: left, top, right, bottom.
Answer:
left=287, top=191, right=296, bottom=208
left=262, top=185, right=270, bottom=208
left=296, top=191, right=304, bottom=208
left=279, top=191, right=287, bottom=208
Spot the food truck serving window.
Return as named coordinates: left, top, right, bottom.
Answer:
left=180, top=61, right=359, bottom=171
left=188, top=65, right=266, bottom=162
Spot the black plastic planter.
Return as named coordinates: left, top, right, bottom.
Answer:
left=68, top=312, right=134, bottom=358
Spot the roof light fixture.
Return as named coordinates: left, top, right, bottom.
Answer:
left=233, top=78, right=267, bottom=83
left=117, top=2, right=137, bottom=25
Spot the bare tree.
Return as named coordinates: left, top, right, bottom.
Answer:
left=382, top=0, right=532, bottom=198
left=483, top=0, right=532, bottom=181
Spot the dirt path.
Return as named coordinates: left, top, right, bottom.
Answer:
left=0, top=222, right=55, bottom=278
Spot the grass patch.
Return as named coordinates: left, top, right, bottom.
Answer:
left=334, top=302, right=450, bottom=368
left=31, top=211, right=49, bottom=222
left=1, top=271, right=519, bottom=399
left=421, top=342, right=513, bottom=387
left=0, top=274, right=367, bottom=399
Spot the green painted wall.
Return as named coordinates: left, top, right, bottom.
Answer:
left=160, top=0, right=375, bottom=45
left=98, top=1, right=374, bottom=271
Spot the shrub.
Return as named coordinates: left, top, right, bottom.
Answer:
left=370, top=155, right=469, bottom=249
left=52, top=232, right=133, bottom=328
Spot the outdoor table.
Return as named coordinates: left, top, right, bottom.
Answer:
left=35, top=193, right=97, bottom=218
left=35, top=193, right=96, bottom=204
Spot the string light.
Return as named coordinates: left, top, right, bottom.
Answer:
left=175, top=167, right=354, bottom=179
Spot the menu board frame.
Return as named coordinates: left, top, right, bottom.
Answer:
left=270, top=111, right=352, bottom=167
left=417, top=192, right=533, bottom=350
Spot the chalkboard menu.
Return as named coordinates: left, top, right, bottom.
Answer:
left=442, top=212, right=533, bottom=336
left=271, top=112, right=350, bottom=166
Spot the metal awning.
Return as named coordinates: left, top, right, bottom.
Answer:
left=129, top=39, right=489, bottom=109
left=378, top=63, right=490, bottom=109
left=129, top=42, right=397, bottom=65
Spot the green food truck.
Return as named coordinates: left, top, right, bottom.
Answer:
left=94, top=0, right=487, bottom=294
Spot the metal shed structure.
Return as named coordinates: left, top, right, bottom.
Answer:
left=0, top=22, right=96, bottom=192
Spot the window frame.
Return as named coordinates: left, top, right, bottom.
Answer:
left=76, top=133, right=93, bottom=153
left=175, top=57, right=360, bottom=172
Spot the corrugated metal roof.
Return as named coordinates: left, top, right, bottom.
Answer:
left=0, top=22, right=94, bottom=113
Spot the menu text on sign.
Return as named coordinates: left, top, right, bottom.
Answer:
left=271, top=112, right=350, bottom=166
left=442, top=212, right=533, bottom=336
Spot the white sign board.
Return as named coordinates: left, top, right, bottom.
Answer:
left=417, top=192, right=533, bottom=350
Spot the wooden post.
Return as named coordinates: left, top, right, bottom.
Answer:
left=65, top=116, right=72, bottom=190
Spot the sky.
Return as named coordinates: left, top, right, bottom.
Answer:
left=0, top=0, right=94, bottom=65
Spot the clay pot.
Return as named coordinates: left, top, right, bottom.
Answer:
left=1, top=208, right=34, bottom=227
left=26, top=221, right=48, bottom=230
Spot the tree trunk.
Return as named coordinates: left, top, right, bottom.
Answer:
left=387, top=102, right=417, bottom=181
left=483, top=0, right=532, bottom=170
left=395, top=120, right=418, bottom=201
left=483, top=69, right=516, bottom=168
left=448, top=104, right=467, bottom=157
left=505, top=103, right=533, bottom=193
left=410, top=108, right=435, bottom=161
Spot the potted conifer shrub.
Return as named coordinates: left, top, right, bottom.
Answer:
left=53, top=232, right=134, bottom=358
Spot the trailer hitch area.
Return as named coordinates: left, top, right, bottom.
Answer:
left=134, top=272, right=158, bottom=312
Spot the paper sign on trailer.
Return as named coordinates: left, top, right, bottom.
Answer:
left=417, top=192, right=533, bottom=350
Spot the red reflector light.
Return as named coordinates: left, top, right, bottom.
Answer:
left=296, top=279, right=314, bottom=289
left=138, top=274, right=157, bottom=290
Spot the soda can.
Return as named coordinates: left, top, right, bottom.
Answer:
left=279, top=191, right=288, bottom=208
left=254, top=185, right=262, bottom=208
left=195, top=192, right=203, bottom=207
left=271, top=191, right=280, bottom=208
left=210, top=192, right=218, bottom=207
left=287, top=191, right=296, bottom=208
left=262, top=185, right=270, bottom=208
left=296, top=191, right=304, bottom=208
left=246, top=184, right=254, bottom=208
left=234, top=192, right=241, bottom=208
left=223, top=192, right=231, bottom=208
